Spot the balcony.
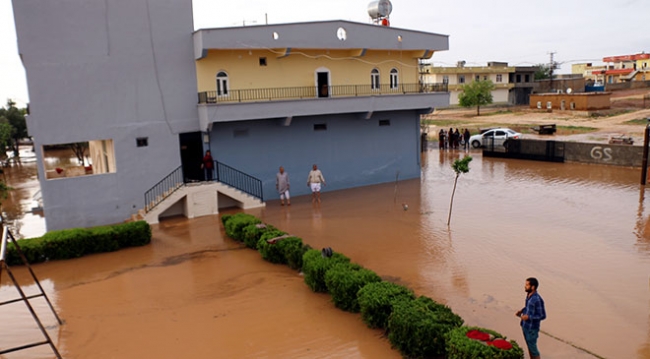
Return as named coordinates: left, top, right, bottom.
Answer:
left=198, top=83, right=448, bottom=104
left=196, top=83, right=450, bottom=129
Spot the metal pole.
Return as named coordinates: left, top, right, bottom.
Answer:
left=641, top=120, right=650, bottom=185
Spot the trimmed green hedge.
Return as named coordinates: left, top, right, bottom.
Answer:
left=220, top=214, right=525, bottom=359
left=4, top=221, right=152, bottom=265
left=446, top=326, right=524, bottom=359
left=357, top=281, right=415, bottom=329
left=302, top=249, right=350, bottom=293
left=324, top=262, right=382, bottom=312
left=223, top=213, right=260, bottom=241
left=388, top=296, right=464, bottom=358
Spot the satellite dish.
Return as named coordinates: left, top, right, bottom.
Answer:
left=566, top=88, right=573, bottom=94
left=368, top=0, right=393, bottom=20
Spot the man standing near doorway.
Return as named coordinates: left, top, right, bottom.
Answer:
left=200, top=150, right=214, bottom=181
left=515, top=277, right=546, bottom=359
left=307, top=164, right=326, bottom=203
left=276, top=166, right=290, bottom=206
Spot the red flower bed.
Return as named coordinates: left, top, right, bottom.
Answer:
left=466, top=329, right=512, bottom=350
left=488, top=339, right=513, bottom=350
left=466, top=329, right=490, bottom=341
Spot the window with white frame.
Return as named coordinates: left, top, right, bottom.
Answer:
left=216, top=71, right=229, bottom=97
left=496, top=74, right=503, bottom=82
left=458, top=75, right=465, bottom=84
left=442, top=75, right=449, bottom=84
left=390, top=68, right=399, bottom=89
left=371, top=68, right=380, bottom=90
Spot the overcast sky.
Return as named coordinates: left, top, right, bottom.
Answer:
left=1, top=0, right=647, bottom=107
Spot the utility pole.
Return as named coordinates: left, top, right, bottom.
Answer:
left=548, top=51, right=556, bottom=92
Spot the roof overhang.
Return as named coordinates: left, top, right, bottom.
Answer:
left=193, top=20, right=449, bottom=60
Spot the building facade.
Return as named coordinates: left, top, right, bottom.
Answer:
left=194, top=21, right=449, bottom=202
left=421, top=62, right=536, bottom=105
left=13, top=1, right=450, bottom=230
left=12, top=0, right=199, bottom=230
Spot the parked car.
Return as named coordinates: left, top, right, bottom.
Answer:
left=469, top=128, right=522, bottom=149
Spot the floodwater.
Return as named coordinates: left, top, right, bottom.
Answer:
left=1, top=148, right=650, bottom=358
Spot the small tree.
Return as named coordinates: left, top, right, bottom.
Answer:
left=534, top=64, right=552, bottom=80
left=447, top=156, right=472, bottom=226
left=458, top=80, right=495, bottom=116
left=0, top=100, right=28, bottom=158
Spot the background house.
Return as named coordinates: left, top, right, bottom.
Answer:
left=420, top=62, right=537, bottom=105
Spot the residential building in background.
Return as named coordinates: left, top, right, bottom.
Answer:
left=420, top=62, right=536, bottom=105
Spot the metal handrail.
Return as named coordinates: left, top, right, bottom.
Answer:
left=214, top=161, right=263, bottom=201
left=144, top=166, right=185, bottom=213
left=198, top=82, right=448, bottom=104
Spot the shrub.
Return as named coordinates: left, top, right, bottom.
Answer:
left=324, top=262, right=381, bottom=312
left=220, top=214, right=232, bottom=225
left=280, top=237, right=308, bottom=271
left=223, top=213, right=260, bottom=241
left=357, top=281, right=415, bottom=329
left=302, top=249, right=350, bottom=293
left=256, top=229, right=288, bottom=263
left=242, top=223, right=277, bottom=249
left=112, top=220, right=152, bottom=247
left=387, top=296, right=464, bottom=358
left=4, top=221, right=152, bottom=265
left=446, top=326, right=524, bottom=359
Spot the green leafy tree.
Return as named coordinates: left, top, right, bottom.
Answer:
left=448, top=156, right=472, bottom=226
left=534, top=64, right=552, bottom=80
left=0, top=100, right=28, bottom=158
left=458, top=80, right=494, bottom=116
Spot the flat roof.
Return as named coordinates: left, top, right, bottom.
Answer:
left=193, top=20, right=449, bottom=59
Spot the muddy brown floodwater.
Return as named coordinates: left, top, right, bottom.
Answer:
left=1, top=147, right=650, bottom=359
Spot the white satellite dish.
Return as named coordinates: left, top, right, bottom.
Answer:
left=566, top=88, right=573, bottom=94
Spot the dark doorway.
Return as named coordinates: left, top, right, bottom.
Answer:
left=317, top=72, right=329, bottom=98
left=179, top=132, right=204, bottom=182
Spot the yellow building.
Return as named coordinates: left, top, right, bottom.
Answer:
left=192, top=20, right=450, bottom=199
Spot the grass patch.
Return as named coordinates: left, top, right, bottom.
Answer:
left=421, top=119, right=470, bottom=127
left=624, top=118, right=650, bottom=125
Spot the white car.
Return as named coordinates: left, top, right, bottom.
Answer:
left=469, top=128, right=522, bottom=149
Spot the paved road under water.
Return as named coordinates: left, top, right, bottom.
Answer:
left=1, top=148, right=649, bottom=358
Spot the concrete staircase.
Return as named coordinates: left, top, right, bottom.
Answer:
left=132, top=181, right=265, bottom=225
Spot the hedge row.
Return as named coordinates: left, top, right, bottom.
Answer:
left=221, top=213, right=523, bottom=359
left=4, top=221, right=152, bottom=265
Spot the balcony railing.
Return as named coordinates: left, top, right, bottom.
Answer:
left=198, top=83, right=448, bottom=104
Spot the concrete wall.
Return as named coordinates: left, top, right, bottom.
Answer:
left=530, top=93, right=611, bottom=111
left=564, top=142, right=645, bottom=167
left=605, top=80, right=650, bottom=91
left=208, top=111, right=421, bottom=199
left=12, top=0, right=199, bottom=230
left=536, top=77, right=586, bottom=93
left=196, top=49, right=419, bottom=91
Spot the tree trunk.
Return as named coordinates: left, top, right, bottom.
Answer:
left=447, top=173, right=460, bottom=226
left=476, top=105, right=480, bottom=116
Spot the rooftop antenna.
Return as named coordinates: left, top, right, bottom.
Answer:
left=368, top=0, right=392, bottom=26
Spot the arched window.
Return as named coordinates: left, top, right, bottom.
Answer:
left=371, top=68, right=380, bottom=90
left=216, top=71, right=229, bottom=97
left=390, top=68, right=399, bottom=89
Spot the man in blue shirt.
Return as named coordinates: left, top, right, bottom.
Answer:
left=515, top=277, right=546, bottom=359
